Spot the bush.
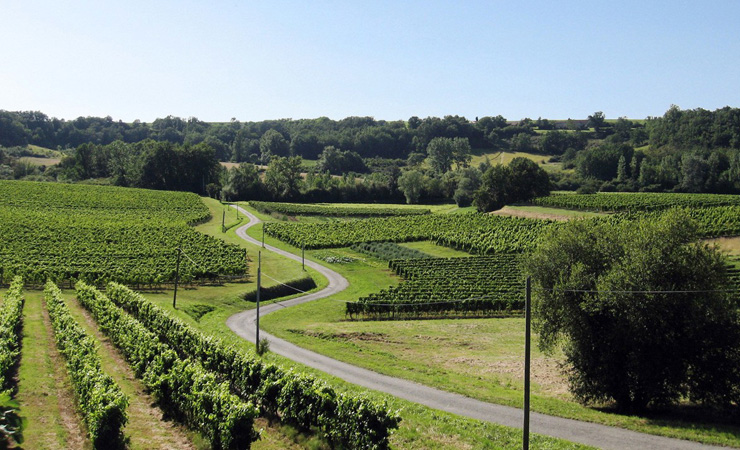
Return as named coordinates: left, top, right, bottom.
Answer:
left=524, top=210, right=740, bottom=412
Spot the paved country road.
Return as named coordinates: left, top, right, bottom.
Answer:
left=225, top=205, right=727, bottom=450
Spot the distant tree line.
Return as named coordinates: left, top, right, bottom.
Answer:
left=552, top=106, right=740, bottom=194
left=3, top=105, right=740, bottom=201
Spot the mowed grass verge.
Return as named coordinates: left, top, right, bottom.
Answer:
left=15, top=290, right=88, bottom=450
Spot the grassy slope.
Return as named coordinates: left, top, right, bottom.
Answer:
left=470, top=150, right=562, bottom=173
left=254, top=208, right=740, bottom=447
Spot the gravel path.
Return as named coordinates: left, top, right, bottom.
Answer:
left=225, top=205, right=727, bottom=450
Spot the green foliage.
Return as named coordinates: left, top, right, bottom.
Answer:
left=101, top=282, right=401, bottom=449
left=249, top=201, right=430, bottom=217
left=266, top=212, right=556, bottom=255
left=264, top=156, right=303, bottom=199
left=534, top=192, right=740, bottom=212
left=0, top=180, right=247, bottom=285
left=426, top=137, right=471, bottom=174
left=524, top=211, right=740, bottom=412
left=348, top=255, right=523, bottom=320
left=75, top=282, right=259, bottom=449
left=44, top=281, right=128, bottom=448
left=473, top=157, right=550, bottom=212
left=0, top=392, right=25, bottom=449
left=0, top=277, right=23, bottom=392
left=397, top=170, right=427, bottom=204
left=350, top=241, right=433, bottom=261
left=242, top=276, right=317, bottom=303
left=221, top=163, right=262, bottom=201
left=315, top=146, right=367, bottom=174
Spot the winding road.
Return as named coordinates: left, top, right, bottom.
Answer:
left=225, top=205, right=727, bottom=450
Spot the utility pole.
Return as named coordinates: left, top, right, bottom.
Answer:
left=261, top=225, right=265, bottom=248
left=523, top=276, right=531, bottom=450
left=302, top=242, right=305, bottom=271
left=222, top=209, right=226, bottom=232
left=256, top=251, right=261, bottom=347
left=173, top=247, right=182, bottom=309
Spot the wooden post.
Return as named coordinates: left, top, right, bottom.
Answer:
left=173, top=247, right=181, bottom=309
left=256, top=251, right=261, bottom=347
left=523, top=276, right=531, bottom=450
left=261, top=225, right=265, bottom=248
left=302, top=242, right=305, bottom=271
left=222, top=209, right=225, bottom=232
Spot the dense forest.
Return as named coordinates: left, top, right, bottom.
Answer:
left=1, top=106, right=740, bottom=208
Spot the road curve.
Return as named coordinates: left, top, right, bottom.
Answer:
left=225, top=205, right=726, bottom=450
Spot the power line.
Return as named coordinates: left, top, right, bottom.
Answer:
left=261, top=272, right=314, bottom=295
left=533, top=287, right=740, bottom=294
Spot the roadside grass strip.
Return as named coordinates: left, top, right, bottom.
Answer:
left=0, top=277, right=24, bottom=394
left=104, top=282, right=401, bottom=450
left=44, top=281, right=128, bottom=449
left=75, top=281, right=259, bottom=450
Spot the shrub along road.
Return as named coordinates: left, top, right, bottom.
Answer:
left=225, top=205, right=725, bottom=450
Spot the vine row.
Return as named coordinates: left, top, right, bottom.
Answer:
left=104, top=282, right=401, bottom=450
left=75, top=282, right=259, bottom=449
left=44, top=281, right=128, bottom=448
left=0, top=277, right=24, bottom=394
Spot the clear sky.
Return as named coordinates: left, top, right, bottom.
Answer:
left=2, top=1, right=739, bottom=123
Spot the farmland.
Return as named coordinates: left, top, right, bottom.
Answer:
left=2, top=179, right=740, bottom=449
left=0, top=180, right=247, bottom=285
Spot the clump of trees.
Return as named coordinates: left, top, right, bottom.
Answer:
left=472, top=157, right=550, bottom=212
left=524, top=210, right=740, bottom=412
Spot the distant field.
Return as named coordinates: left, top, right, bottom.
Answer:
left=707, top=236, right=740, bottom=255
left=492, top=205, right=606, bottom=221
left=470, top=150, right=561, bottom=172
left=18, top=156, right=62, bottom=166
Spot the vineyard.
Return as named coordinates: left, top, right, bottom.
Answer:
left=100, top=282, right=400, bottom=449
left=533, top=192, right=740, bottom=212
left=0, top=180, right=247, bottom=286
left=250, top=201, right=431, bottom=217
left=265, top=213, right=556, bottom=254
left=346, top=255, right=523, bottom=320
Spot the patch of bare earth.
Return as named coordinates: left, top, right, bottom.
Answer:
left=446, top=355, right=572, bottom=399
left=491, top=206, right=571, bottom=221
left=705, top=236, right=740, bottom=255
left=69, top=298, right=196, bottom=450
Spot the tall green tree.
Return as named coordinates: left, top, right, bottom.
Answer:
left=264, top=156, right=302, bottom=199
left=259, top=129, right=290, bottom=163
left=426, top=137, right=471, bottom=174
left=397, top=170, right=426, bottom=204
left=221, top=163, right=262, bottom=201
left=524, top=211, right=740, bottom=412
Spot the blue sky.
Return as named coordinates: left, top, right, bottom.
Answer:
left=2, top=1, right=739, bottom=122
